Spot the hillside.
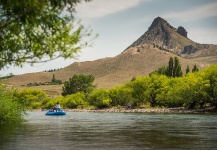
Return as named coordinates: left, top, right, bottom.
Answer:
left=6, top=17, right=217, bottom=95
left=7, top=44, right=207, bottom=89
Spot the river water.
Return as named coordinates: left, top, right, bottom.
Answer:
left=0, top=111, right=217, bottom=150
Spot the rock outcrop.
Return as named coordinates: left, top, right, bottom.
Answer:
left=177, top=26, right=188, bottom=38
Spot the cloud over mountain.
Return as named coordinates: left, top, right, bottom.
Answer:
left=76, top=0, right=144, bottom=19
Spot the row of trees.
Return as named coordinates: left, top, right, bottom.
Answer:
left=150, top=57, right=199, bottom=77
left=27, top=74, right=62, bottom=87
left=11, top=65, right=217, bottom=110
left=45, top=68, right=62, bottom=72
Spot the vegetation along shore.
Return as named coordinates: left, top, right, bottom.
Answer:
left=1, top=61, right=217, bottom=124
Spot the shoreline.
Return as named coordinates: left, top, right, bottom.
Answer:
left=32, top=107, right=217, bottom=114
left=62, top=107, right=217, bottom=114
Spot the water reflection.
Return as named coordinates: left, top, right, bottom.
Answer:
left=0, top=112, right=217, bottom=150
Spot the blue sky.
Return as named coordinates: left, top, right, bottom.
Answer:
left=1, top=0, right=217, bottom=76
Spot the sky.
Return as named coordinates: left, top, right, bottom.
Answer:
left=1, top=0, right=217, bottom=76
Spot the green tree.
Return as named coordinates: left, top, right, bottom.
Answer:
left=151, top=57, right=183, bottom=77
left=0, top=0, right=93, bottom=69
left=88, top=89, right=111, bottom=109
left=158, top=77, right=185, bottom=107
left=149, top=66, right=167, bottom=76
left=62, top=74, right=95, bottom=96
left=145, top=75, right=169, bottom=107
left=51, top=74, right=56, bottom=83
left=51, top=74, right=62, bottom=84
left=173, top=57, right=182, bottom=77
left=202, top=65, right=217, bottom=108
left=166, top=57, right=182, bottom=77
left=166, top=57, right=174, bottom=77
left=63, top=92, right=86, bottom=109
left=192, top=64, right=199, bottom=72
left=180, top=73, right=210, bottom=109
left=109, top=86, right=133, bottom=106
left=126, top=76, right=151, bottom=107
left=186, top=65, right=190, bottom=74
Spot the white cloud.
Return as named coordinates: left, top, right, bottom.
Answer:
left=162, top=1, right=217, bottom=21
left=76, top=0, right=145, bottom=19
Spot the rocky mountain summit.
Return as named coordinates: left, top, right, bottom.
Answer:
left=126, top=17, right=217, bottom=58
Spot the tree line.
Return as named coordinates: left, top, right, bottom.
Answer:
left=150, top=57, right=199, bottom=77
left=27, top=74, right=62, bottom=87
left=10, top=64, right=217, bottom=111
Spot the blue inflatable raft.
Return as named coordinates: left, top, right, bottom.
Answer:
left=46, top=110, right=66, bottom=116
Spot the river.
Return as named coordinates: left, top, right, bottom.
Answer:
left=0, top=111, right=217, bottom=150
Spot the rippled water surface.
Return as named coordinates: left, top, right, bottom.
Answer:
left=0, top=111, right=217, bottom=150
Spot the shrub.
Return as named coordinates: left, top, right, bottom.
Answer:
left=88, top=89, right=111, bottom=109
left=15, top=89, right=48, bottom=109
left=109, top=86, right=133, bottom=106
left=63, top=92, right=86, bottom=109
left=0, top=84, right=25, bottom=124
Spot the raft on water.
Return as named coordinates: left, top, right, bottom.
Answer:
left=46, top=110, right=66, bottom=116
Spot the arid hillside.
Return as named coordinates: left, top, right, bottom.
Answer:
left=7, top=44, right=208, bottom=89
left=5, top=17, right=217, bottom=95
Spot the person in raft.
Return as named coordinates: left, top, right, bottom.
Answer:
left=53, top=102, right=61, bottom=111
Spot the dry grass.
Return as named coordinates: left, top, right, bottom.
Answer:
left=190, top=56, right=217, bottom=64
left=6, top=44, right=215, bottom=97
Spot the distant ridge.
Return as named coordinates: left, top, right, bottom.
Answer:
left=6, top=17, right=217, bottom=94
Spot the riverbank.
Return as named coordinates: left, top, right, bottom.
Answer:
left=64, top=107, right=217, bottom=114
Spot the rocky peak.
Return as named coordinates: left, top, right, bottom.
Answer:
left=148, top=17, right=171, bottom=31
left=125, top=17, right=193, bottom=53
left=125, top=17, right=175, bottom=50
